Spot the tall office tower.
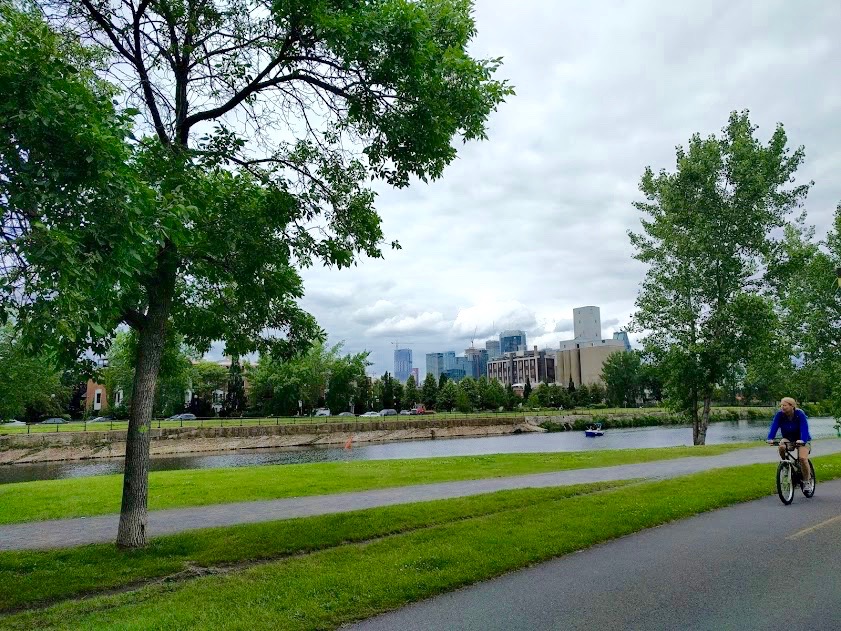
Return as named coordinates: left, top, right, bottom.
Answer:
left=443, top=351, right=456, bottom=371
left=485, top=339, right=501, bottom=360
left=499, top=330, right=527, bottom=354
left=573, top=306, right=601, bottom=341
left=465, top=346, right=489, bottom=378
left=425, top=353, right=444, bottom=380
left=411, top=367, right=420, bottom=383
left=394, top=348, right=412, bottom=383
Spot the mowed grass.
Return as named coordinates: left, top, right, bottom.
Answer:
left=0, top=482, right=630, bottom=613
left=6, top=453, right=841, bottom=630
left=0, top=444, right=751, bottom=525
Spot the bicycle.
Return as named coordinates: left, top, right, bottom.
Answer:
left=770, top=440, right=816, bottom=505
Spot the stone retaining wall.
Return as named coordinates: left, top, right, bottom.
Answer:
left=0, top=417, right=546, bottom=465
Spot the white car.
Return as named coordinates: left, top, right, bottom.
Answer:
left=314, top=408, right=331, bottom=417
left=360, top=411, right=380, bottom=417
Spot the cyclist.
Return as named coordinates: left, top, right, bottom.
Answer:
left=767, top=397, right=812, bottom=493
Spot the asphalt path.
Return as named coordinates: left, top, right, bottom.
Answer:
left=3, top=439, right=841, bottom=552
left=349, top=478, right=841, bottom=631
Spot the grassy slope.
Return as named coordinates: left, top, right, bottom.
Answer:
left=4, top=453, right=841, bottom=630
left=0, top=482, right=629, bottom=613
left=0, top=444, right=748, bottom=524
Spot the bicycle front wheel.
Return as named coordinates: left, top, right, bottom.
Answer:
left=777, top=461, right=794, bottom=505
left=803, top=459, right=816, bottom=498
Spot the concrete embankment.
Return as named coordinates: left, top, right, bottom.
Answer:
left=0, top=417, right=547, bottom=465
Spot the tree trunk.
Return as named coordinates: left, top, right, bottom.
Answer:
left=696, top=394, right=712, bottom=446
left=690, top=387, right=703, bottom=445
left=117, top=258, right=176, bottom=548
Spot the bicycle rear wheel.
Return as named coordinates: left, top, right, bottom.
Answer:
left=803, top=459, right=816, bottom=498
left=777, top=461, right=794, bottom=505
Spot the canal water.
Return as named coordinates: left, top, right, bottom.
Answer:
left=2, top=416, right=837, bottom=485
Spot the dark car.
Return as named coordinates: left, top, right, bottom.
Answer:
left=379, top=409, right=398, bottom=416
left=40, top=417, right=68, bottom=424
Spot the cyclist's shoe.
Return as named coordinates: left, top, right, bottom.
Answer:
left=802, top=479, right=814, bottom=493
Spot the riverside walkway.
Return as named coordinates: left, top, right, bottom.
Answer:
left=4, top=439, right=841, bottom=551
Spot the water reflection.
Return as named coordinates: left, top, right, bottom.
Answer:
left=2, top=416, right=837, bottom=485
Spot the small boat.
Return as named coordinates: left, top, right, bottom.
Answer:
left=584, top=423, right=604, bottom=437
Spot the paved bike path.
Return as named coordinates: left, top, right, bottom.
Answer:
left=3, top=439, right=841, bottom=551
left=349, top=478, right=841, bottom=631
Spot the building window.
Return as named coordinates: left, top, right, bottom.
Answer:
left=94, top=389, right=102, bottom=411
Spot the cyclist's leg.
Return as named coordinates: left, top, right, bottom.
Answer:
left=778, top=438, right=791, bottom=460
left=798, top=444, right=811, bottom=481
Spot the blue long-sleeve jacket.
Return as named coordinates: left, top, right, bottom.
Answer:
left=767, top=409, right=811, bottom=442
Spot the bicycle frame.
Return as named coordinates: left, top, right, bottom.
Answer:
left=772, top=440, right=815, bottom=505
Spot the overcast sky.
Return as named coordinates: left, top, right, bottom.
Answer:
left=234, top=1, right=841, bottom=377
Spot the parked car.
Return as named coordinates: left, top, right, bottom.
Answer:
left=168, top=413, right=197, bottom=421
left=314, top=408, right=331, bottom=417
left=337, top=412, right=356, bottom=417
left=399, top=410, right=412, bottom=415
left=40, top=417, right=67, bottom=424
left=359, top=411, right=380, bottom=417
left=379, top=409, right=398, bottom=416
left=1, top=420, right=25, bottom=427
left=90, top=416, right=114, bottom=423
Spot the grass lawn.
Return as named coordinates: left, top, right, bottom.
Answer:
left=0, top=482, right=630, bottom=613
left=4, top=452, right=841, bottom=630
left=0, top=444, right=751, bottom=525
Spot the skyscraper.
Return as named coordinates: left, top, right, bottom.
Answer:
left=573, top=306, right=601, bottom=341
left=394, top=348, right=412, bottom=383
left=499, top=330, right=527, bottom=354
left=465, top=347, right=489, bottom=378
left=485, top=339, right=501, bottom=360
left=426, top=353, right=444, bottom=380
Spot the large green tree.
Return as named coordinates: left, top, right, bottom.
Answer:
left=601, top=350, right=641, bottom=408
left=421, top=372, right=438, bottom=409
left=0, top=1, right=509, bottom=546
left=630, top=111, right=808, bottom=444
left=770, top=209, right=841, bottom=416
left=402, top=374, right=420, bottom=410
left=0, top=325, right=69, bottom=422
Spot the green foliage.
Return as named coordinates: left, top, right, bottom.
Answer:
left=438, top=372, right=449, bottom=389
left=222, top=357, right=247, bottom=417
left=380, top=372, right=395, bottom=410
left=402, top=375, right=420, bottom=409
left=421, top=373, right=438, bottom=409
left=436, top=380, right=458, bottom=412
left=481, top=377, right=507, bottom=410
left=455, top=387, right=472, bottom=413
left=601, top=351, right=642, bottom=407
left=630, top=111, right=809, bottom=443
left=248, top=342, right=369, bottom=416
left=458, top=377, right=479, bottom=411
left=0, top=325, right=68, bottom=422
left=769, top=209, right=841, bottom=419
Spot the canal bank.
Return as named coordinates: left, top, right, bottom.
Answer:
left=0, top=416, right=547, bottom=465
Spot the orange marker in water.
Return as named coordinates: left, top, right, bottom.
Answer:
left=344, top=435, right=353, bottom=450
